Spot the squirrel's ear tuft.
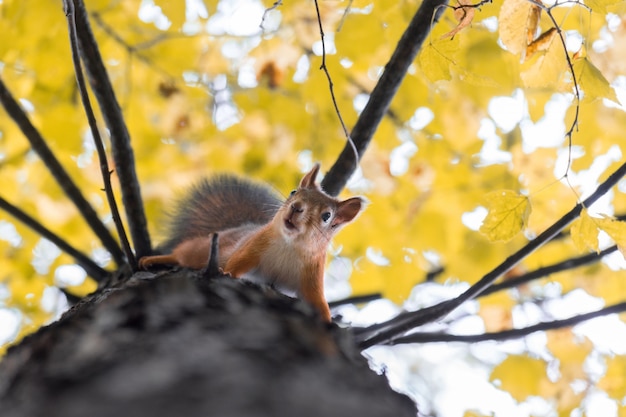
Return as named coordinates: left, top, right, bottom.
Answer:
left=333, top=196, right=367, bottom=226
left=299, top=163, right=321, bottom=188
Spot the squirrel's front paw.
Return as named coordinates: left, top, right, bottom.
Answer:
left=138, top=256, right=152, bottom=269
left=219, top=267, right=233, bottom=277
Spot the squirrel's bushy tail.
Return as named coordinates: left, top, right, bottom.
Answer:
left=159, top=175, right=283, bottom=252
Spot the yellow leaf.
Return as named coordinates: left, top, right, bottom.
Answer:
left=585, top=0, right=624, bottom=14
left=520, top=34, right=567, bottom=88
left=441, top=0, right=475, bottom=40
left=525, top=27, right=557, bottom=61
left=595, top=216, right=626, bottom=258
left=499, top=0, right=534, bottom=55
left=570, top=208, right=600, bottom=253
left=479, top=190, right=531, bottom=242
left=525, top=5, right=541, bottom=45
left=599, top=355, right=626, bottom=400
left=573, top=58, right=619, bottom=103
left=419, top=39, right=459, bottom=82
left=491, top=355, right=547, bottom=401
left=154, top=0, right=186, bottom=30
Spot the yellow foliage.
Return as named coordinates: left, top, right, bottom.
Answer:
left=571, top=208, right=600, bottom=253
left=479, top=290, right=515, bottom=332
left=479, top=190, right=531, bottom=242
left=490, top=355, right=547, bottom=401
left=585, top=0, right=625, bottom=14
left=544, top=330, right=591, bottom=414
left=498, top=0, right=534, bottom=55
left=599, top=355, right=626, bottom=400
left=520, top=34, right=567, bottom=89
left=419, top=38, right=459, bottom=82
left=571, top=210, right=626, bottom=259
left=0, top=1, right=626, bottom=413
left=573, top=58, right=619, bottom=103
left=596, top=216, right=626, bottom=259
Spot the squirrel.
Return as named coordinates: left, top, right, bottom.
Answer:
left=138, top=163, right=366, bottom=322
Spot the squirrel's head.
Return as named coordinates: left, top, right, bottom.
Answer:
left=277, top=163, right=366, bottom=252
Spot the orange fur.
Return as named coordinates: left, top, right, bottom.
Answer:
left=139, top=164, right=366, bottom=322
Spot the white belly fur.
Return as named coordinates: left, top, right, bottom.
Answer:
left=242, top=237, right=303, bottom=295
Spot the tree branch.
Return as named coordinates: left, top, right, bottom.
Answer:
left=329, top=292, right=382, bottom=308
left=64, top=0, right=136, bottom=269
left=313, top=0, right=355, bottom=162
left=389, top=300, right=626, bottom=344
left=72, top=0, right=152, bottom=259
left=321, top=0, right=449, bottom=196
left=0, top=195, right=109, bottom=282
left=0, top=77, right=125, bottom=265
left=481, top=245, right=618, bottom=298
left=357, top=157, right=626, bottom=349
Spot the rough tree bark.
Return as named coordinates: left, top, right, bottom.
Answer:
left=0, top=270, right=416, bottom=416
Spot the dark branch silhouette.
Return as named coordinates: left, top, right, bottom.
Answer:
left=322, top=0, right=450, bottom=196
left=329, top=293, right=383, bottom=309
left=357, top=157, right=626, bottom=349
left=0, top=77, right=125, bottom=265
left=64, top=0, right=136, bottom=269
left=481, top=245, right=618, bottom=298
left=0, top=195, right=108, bottom=281
left=349, top=245, right=616, bottom=332
left=390, top=300, right=626, bottom=344
left=313, top=0, right=356, bottom=163
left=72, top=0, right=152, bottom=259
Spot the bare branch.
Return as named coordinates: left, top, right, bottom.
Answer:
left=0, top=77, right=125, bottom=265
left=542, top=2, right=580, bottom=178
left=0, top=195, right=109, bottom=282
left=357, top=157, right=626, bottom=349
left=64, top=0, right=136, bottom=269
left=329, top=293, right=382, bottom=309
left=72, top=0, right=152, bottom=259
left=390, top=300, right=626, bottom=344
left=322, top=0, right=450, bottom=196
left=260, top=0, right=282, bottom=31
left=313, top=0, right=357, bottom=165
left=481, top=245, right=618, bottom=297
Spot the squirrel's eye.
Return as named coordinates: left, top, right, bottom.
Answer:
left=289, top=190, right=296, bottom=197
left=321, top=212, right=331, bottom=222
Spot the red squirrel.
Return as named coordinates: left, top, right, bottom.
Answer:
left=138, top=164, right=365, bottom=322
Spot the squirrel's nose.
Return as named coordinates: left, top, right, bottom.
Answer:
left=291, top=202, right=303, bottom=213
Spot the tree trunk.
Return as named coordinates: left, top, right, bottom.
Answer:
left=0, top=270, right=416, bottom=417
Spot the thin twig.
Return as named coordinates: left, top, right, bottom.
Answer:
left=90, top=12, right=176, bottom=83
left=0, top=77, right=125, bottom=265
left=64, top=0, right=136, bottom=269
left=540, top=1, right=581, bottom=178
left=260, top=0, right=282, bottom=31
left=0, top=195, right=109, bottom=282
left=72, top=0, right=152, bottom=259
left=312, top=0, right=357, bottom=166
left=322, top=0, right=450, bottom=196
left=390, top=300, right=626, bottom=344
